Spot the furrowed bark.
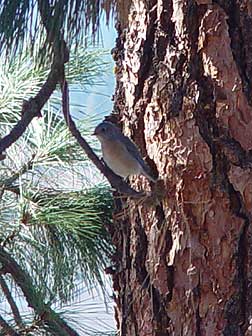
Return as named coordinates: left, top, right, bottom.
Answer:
left=111, top=1, right=252, bottom=335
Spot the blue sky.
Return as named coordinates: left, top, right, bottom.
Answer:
left=72, top=18, right=117, bottom=122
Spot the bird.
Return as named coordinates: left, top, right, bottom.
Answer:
left=93, top=121, right=158, bottom=182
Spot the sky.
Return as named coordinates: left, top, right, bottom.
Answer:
left=72, top=18, right=117, bottom=123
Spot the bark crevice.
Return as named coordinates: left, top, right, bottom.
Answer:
left=133, top=2, right=157, bottom=107
left=216, top=0, right=252, bottom=104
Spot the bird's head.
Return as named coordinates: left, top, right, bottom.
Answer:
left=93, top=121, right=119, bottom=141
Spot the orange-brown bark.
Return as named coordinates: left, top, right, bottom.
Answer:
left=111, top=1, right=252, bottom=335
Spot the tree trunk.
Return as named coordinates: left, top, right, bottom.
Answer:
left=110, top=0, right=252, bottom=335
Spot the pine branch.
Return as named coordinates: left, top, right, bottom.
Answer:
left=37, top=0, right=69, bottom=64
left=0, top=0, right=69, bottom=160
left=0, top=247, right=79, bottom=336
left=0, top=58, right=66, bottom=159
left=1, top=155, right=35, bottom=193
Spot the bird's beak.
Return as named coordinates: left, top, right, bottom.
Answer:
left=92, top=131, right=97, bottom=136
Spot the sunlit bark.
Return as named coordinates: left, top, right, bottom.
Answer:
left=112, top=1, right=252, bottom=335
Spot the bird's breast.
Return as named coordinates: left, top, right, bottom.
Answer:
left=101, top=139, right=141, bottom=178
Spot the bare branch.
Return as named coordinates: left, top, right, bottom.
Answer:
left=61, top=78, right=144, bottom=197
left=0, top=276, right=23, bottom=327
left=0, top=315, right=19, bottom=336
left=38, top=1, right=139, bottom=197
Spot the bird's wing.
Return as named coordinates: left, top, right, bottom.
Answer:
left=119, top=134, right=157, bottom=181
left=120, top=134, right=146, bottom=165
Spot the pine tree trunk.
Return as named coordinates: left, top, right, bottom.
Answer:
left=111, top=1, right=252, bottom=335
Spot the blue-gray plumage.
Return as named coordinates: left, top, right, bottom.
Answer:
left=93, top=121, right=157, bottom=182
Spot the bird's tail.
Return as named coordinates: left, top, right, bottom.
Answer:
left=142, top=166, right=158, bottom=183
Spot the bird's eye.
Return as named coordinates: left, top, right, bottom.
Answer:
left=101, top=127, right=105, bottom=132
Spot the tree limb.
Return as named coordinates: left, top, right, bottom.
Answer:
left=0, top=0, right=69, bottom=160
left=0, top=58, right=65, bottom=158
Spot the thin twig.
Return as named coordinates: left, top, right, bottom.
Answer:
left=0, top=315, right=19, bottom=336
left=0, top=155, right=35, bottom=197
left=1, top=229, right=19, bottom=248
left=0, top=275, right=23, bottom=327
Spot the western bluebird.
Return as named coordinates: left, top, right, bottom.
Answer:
left=93, top=121, right=157, bottom=182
